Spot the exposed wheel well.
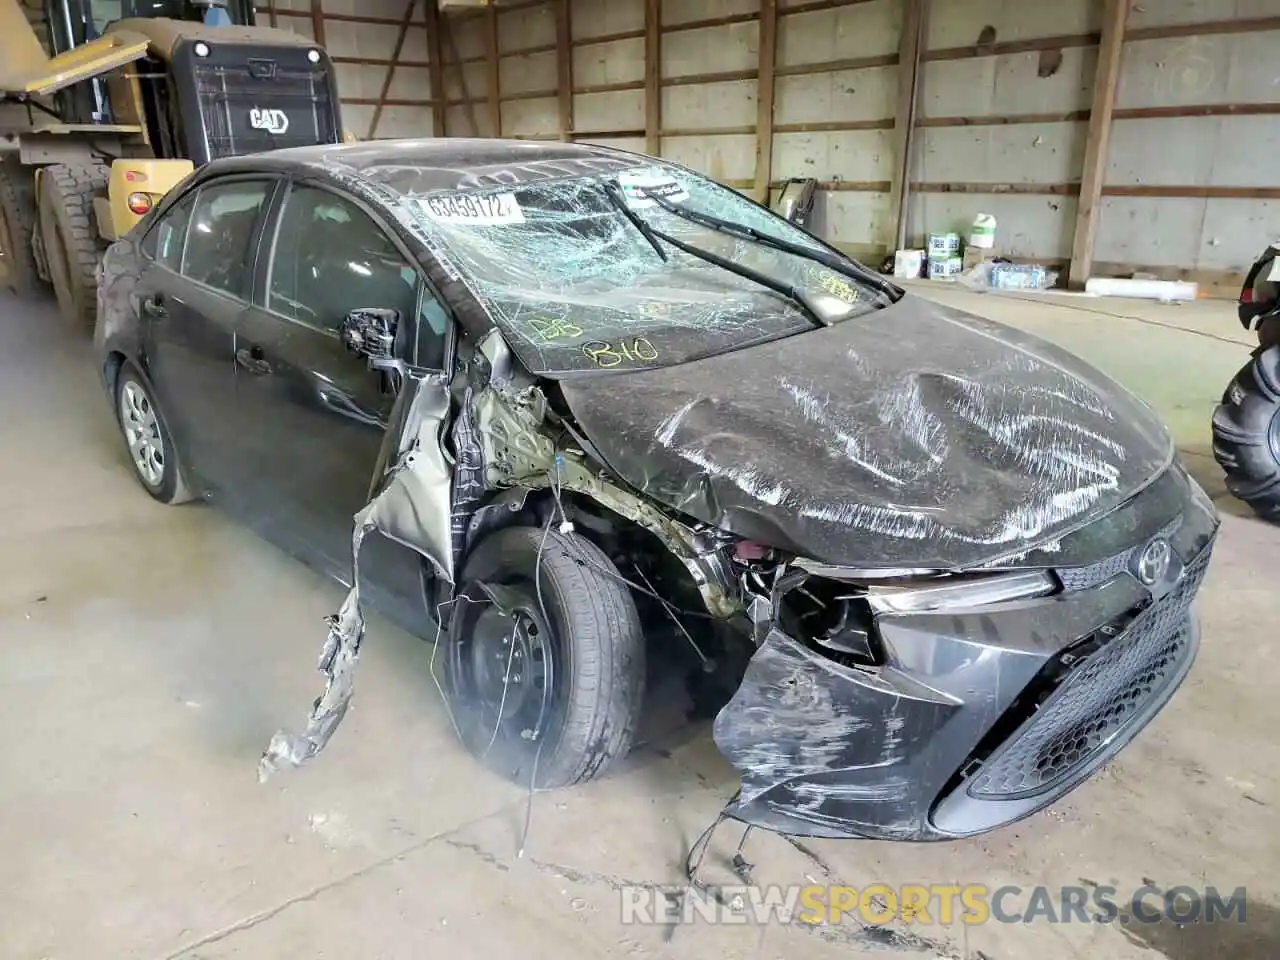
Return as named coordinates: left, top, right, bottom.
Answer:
left=104, top=350, right=127, bottom=398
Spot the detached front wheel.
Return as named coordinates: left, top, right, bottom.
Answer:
left=443, top=525, right=645, bottom=788
left=1212, top=345, right=1280, bottom=522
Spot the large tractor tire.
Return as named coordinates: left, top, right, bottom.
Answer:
left=1212, top=345, right=1280, bottom=522
left=0, top=161, right=41, bottom=296
left=38, top=162, right=109, bottom=330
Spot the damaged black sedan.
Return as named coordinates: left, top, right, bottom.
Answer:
left=95, top=139, right=1218, bottom=842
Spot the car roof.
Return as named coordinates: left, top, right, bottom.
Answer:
left=204, top=137, right=649, bottom=196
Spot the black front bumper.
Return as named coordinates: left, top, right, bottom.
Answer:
left=712, top=468, right=1218, bottom=841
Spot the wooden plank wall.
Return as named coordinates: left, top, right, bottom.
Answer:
left=259, top=0, right=1280, bottom=288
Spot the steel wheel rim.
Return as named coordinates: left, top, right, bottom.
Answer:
left=450, top=581, right=560, bottom=748
left=119, top=381, right=165, bottom=488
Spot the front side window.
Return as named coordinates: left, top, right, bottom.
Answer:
left=142, top=192, right=195, bottom=271
left=180, top=180, right=271, bottom=297
left=394, top=161, right=886, bottom=375
left=268, top=185, right=418, bottom=335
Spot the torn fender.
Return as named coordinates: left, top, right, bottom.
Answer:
left=260, top=372, right=454, bottom=779
left=362, top=371, right=456, bottom=585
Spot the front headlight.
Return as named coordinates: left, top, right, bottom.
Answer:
left=862, top=571, right=1056, bottom=614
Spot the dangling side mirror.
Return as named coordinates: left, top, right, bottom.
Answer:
left=340, top=308, right=398, bottom=361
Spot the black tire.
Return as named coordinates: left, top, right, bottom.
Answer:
left=0, top=161, right=40, bottom=296
left=444, top=525, right=645, bottom=789
left=114, top=362, right=195, bottom=506
left=38, top=162, right=108, bottom=329
left=1212, top=345, right=1280, bottom=522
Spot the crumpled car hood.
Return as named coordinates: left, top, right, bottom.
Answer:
left=559, top=295, right=1173, bottom=569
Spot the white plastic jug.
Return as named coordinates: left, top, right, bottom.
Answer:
left=970, top=213, right=996, bottom=249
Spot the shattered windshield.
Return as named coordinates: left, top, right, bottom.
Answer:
left=396, top=162, right=884, bottom=375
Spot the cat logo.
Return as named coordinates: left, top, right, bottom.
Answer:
left=248, top=107, right=290, bottom=135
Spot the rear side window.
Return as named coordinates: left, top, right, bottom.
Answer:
left=267, top=184, right=417, bottom=334
left=180, top=180, right=271, bottom=297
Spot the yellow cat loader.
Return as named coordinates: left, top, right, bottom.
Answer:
left=0, top=0, right=346, bottom=327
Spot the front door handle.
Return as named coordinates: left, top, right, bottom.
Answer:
left=141, top=293, right=167, bottom=319
left=235, top=346, right=272, bottom=376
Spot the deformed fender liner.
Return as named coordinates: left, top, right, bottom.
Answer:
left=259, top=372, right=454, bottom=780
left=470, top=382, right=740, bottom=619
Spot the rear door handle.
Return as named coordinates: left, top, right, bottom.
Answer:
left=235, top=346, right=272, bottom=376
left=141, top=293, right=167, bottom=319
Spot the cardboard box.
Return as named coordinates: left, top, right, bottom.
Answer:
left=927, top=232, right=961, bottom=257
left=962, top=246, right=992, bottom=272
left=894, top=249, right=926, bottom=279
left=928, top=256, right=963, bottom=280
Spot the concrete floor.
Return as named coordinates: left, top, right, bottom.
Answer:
left=1, top=284, right=1276, bottom=960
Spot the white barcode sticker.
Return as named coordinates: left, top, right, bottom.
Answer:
left=419, top=192, right=525, bottom=225
left=618, top=169, right=690, bottom=209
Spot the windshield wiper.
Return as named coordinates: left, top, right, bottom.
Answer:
left=643, top=222, right=830, bottom=329
left=602, top=181, right=667, bottom=262
left=638, top=188, right=899, bottom=302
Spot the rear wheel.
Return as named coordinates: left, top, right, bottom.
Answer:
left=443, top=525, right=645, bottom=788
left=0, top=161, right=40, bottom=296
left=38, top=162, right=108, bottom=329
left=1212, top=345, right=1280, bottom=522
left=114, top=362, right=194, bottom=505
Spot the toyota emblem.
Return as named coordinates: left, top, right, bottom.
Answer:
left=1137, top=538, right=1172, bottom=585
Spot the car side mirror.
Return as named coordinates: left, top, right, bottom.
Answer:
left=340, top=308, right=398, bottom=361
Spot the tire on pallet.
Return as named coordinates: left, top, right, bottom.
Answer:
left=0, top=160, right=41, bottom=296
left=443, top=525, right=645, bottom=789
left=38, top=162, right=108, bottom=329
left=1212, top=345, right=1280, bottom=522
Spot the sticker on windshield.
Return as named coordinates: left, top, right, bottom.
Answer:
left=418, top=192, right=525, bottom=225
left=617, top=169, right=689, bottom=209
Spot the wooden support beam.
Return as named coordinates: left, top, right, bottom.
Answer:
left=753, top=0, right=778, bottom=203
left=886, top=0, right=926, bottom=252
left=265, top=0, right=277, bottom=28
left=1068, top=0, right=1129, bottom=289
left=485, top=5, right=502, bottom=136
left=644, top=0, right=662, bottom=156
left=443, top=16, right=481, bottom=137
left=556, top=0, right=573, bottom=140
left=309, top=0, right=326, bottom=46
left=425, top=1, right=446, bottom=136
left=368, top=0, right=420, bottom=140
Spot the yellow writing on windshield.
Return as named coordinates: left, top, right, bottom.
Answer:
left=582, top=338, right=660, bottom=367
left=528, top=317, right=584, bottom=342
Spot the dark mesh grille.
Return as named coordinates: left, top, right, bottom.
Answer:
left=194, top=63, right=338, bottom=160
left=968, top=542, right=1212, bottom=800
left=1055, top=518, right=1181, bottom=592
